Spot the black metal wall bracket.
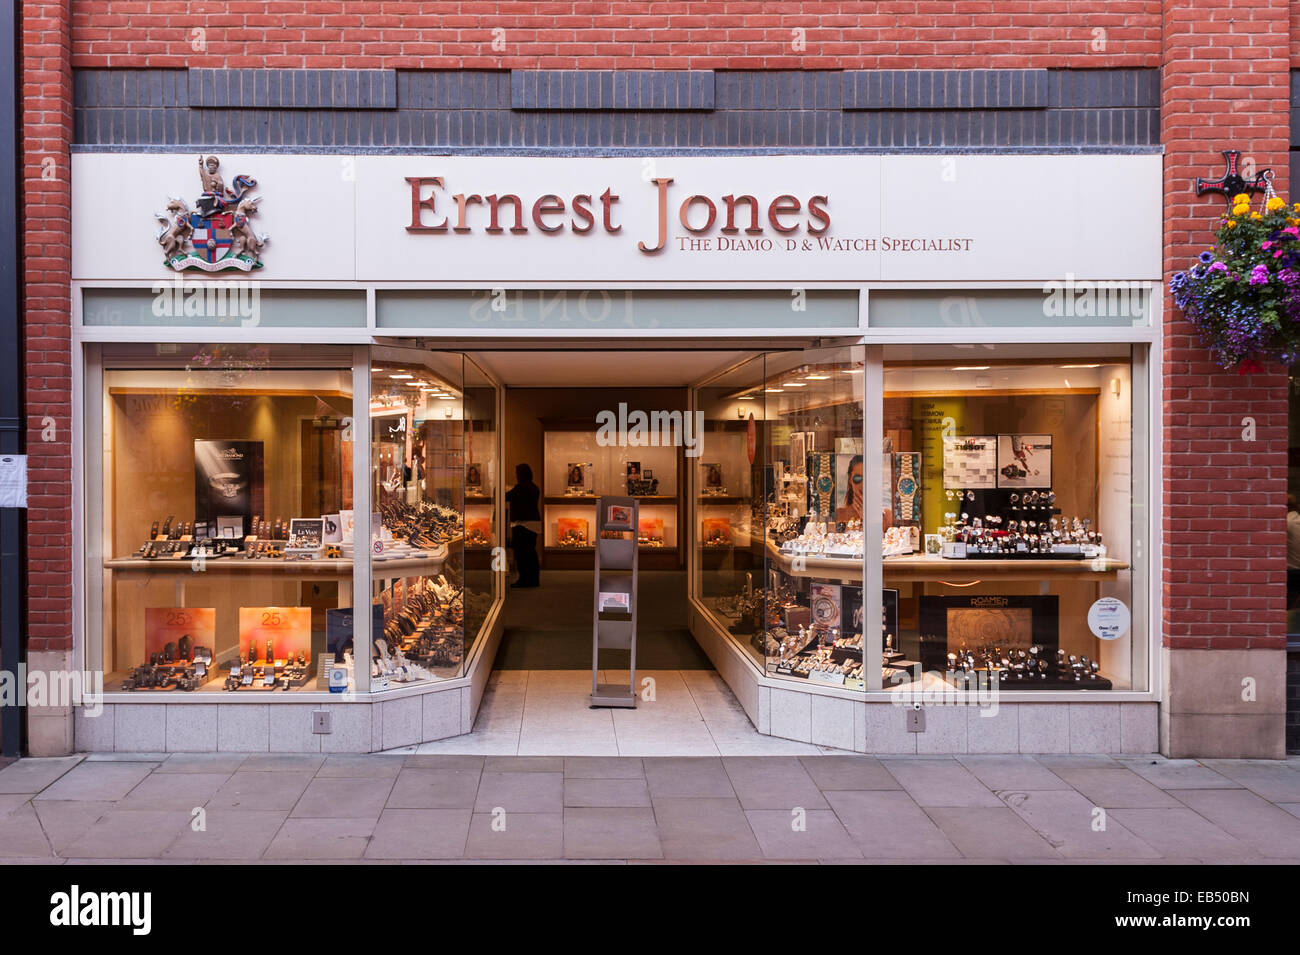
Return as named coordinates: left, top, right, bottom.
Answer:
left=1196, top=149, right=1270, bottom=203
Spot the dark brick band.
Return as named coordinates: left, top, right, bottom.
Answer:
left=73, top=67, right=1159, bottom=150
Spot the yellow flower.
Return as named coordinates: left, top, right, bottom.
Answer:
left=1251, top=212, right=1262, bottom=220
left=1226, top=220, right=1238, bottom=229
left=1268, top=196, right=1285, bottom=212
left=1233, top=205, right=1250, bottom=217
left=1232, top=193, right=1250, bottom=204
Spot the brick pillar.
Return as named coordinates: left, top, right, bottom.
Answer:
left=22, top=1, right=74, bottom=755
left=1161, top=0, right=1291, bottom=757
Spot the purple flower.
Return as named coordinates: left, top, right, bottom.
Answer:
left=1209, top=262, right=1228, bottom=274
left=1199, top=250, right=1215, bottom=264
left=1250, top=264, right=1270, bottom=285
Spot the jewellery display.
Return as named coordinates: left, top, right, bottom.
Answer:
left=377, top=501, right=463, bottom=553
left=779, top=520, right=864, bottom=560
left=935, top=643, right=1112, bottom=689
left=935, top=498, right=1104, bottom=560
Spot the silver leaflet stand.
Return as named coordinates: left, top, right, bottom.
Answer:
left=590, top=495, right=638, bottom=708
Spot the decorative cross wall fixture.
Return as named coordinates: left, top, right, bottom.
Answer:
left=1195, top=149, right=1270, bottom=203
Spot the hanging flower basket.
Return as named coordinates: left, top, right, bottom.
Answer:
left=1170, top=187, right=1300, bottom=372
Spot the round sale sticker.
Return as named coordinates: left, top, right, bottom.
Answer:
left=1087, top=597, right=1130, bottom=641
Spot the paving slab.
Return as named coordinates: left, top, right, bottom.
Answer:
left=162, top=810, right=288, bottom=860
left=365, top=809, right=472, bottom=859
left=563, top=807, right=663, bottom=859
left=825, top=790, right=961, bottom=859
left=264, top=817, right=377, bottom=860
left=292, top=776, right=395, bottom=818
left=206, top=771, right=314, bottom=812
left=117, top=771, right=231, bottom=811
left=61, top=809, right=191, bottom=859
left=0, top=757, right=83, bottom=794
left=474, top=771, right=563, bottom=813
left=744, top=809, right=863, bottom=860
left=1001, top=789, right=1162, bottom=859
left=652, top=796, right=763, bottom=860
left=882, top=758, right=1003, bottom=807
left=387, top=767, right=482, bottom=809
left=563, top=777, right=652, bottom=808
left=1171, top=788, right=1300, bottom=859
left=34, top=761, right=156, bottom=802
left=722, top=756, right=829, bottom=810
left=644, top=757, right=736, bottom=798
left=798, top=756, right=901, bottom=791
left=464, top=811, right=563, bottom=859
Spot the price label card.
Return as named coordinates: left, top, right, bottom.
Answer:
left=239, top=606, right=312, bottom=662
left=144, top=607, right=216, bottom=658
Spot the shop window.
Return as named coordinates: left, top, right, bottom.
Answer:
left=693, top=354, right=767, bottom=663
left=759, top=347, right=867, bottom=687
left=369, top=349, right=500, bottom=690
left=692, top=342, right=1148, bottom=696
left=876, top=344, right=1145, bottom=692
left=91, top=344, right=358, bottom=693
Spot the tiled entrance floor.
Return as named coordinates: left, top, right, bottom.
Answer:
left=2, top=752, right=1298, bottom=863
left=396, top=669, right=848, bottom=757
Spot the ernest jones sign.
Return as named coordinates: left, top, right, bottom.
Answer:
left=71, top=154, right=1161, bottom=284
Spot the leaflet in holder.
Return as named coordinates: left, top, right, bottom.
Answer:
left=598, top=591, right=632, bottom=614
left=605, top=503, right=634, bottom=530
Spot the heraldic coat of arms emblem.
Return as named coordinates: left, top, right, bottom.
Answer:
left=155, top=155, right=269, bottom=271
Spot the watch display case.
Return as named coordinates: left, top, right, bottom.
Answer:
left=91, top=343, right=502, bottom=698
left=541, top=421, right=680, bottom=569
left=96, top=344, right=358, bottom=693
left=369, top=350, right=501, bottom=688
left=879, top=344, right=1141, bottom=692
left=758, top=348, right=867, bottom=685
left=692, top=354, right=766, bottom=663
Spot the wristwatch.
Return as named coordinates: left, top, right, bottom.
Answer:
left=897, top=455, right=918, bottom=521
left=814, top=453, right=833, bottom=520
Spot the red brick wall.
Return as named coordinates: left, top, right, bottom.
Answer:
left=1162, top=0, right=1291, bottom=651
left=36, top=1, right=1300, bottom=665
left=23, top=2, right=74, bottom=655
left=70, top=0, right=1161, bottom=69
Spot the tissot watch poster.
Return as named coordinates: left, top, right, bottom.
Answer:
left=996, top=434, right=1052, bottom=488
left=943, top=435, right=997, bottom=489
left=194, top=439, right=264, bottom=527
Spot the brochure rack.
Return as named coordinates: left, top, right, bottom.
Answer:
left=590, top=495, right=638, bottom=708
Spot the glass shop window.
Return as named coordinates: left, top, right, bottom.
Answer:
left=876, top=344, right=1145, bottom=692
left=92, top=344, right=356, bottom=694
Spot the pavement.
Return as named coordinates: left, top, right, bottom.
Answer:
left=1, top=752, right=1299, bottom=863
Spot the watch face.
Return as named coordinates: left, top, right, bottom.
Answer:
left=897, top=477, right=916, bottom=497
left=817, top=475, right=833, bottom=494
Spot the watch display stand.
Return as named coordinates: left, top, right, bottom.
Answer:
left=590, top=495, right=638, bottom=708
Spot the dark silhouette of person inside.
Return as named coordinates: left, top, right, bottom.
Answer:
left=506, top=463, right=542, bottom=588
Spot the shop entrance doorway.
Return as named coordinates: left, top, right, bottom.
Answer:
left=471, top=348, right=753, bottom=677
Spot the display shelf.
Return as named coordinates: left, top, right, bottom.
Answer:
left=761, top=541, right=1129, bottom=583
left=105, top=548, right=458, bottom=576
left=545, top=495, right=676, bottom=504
